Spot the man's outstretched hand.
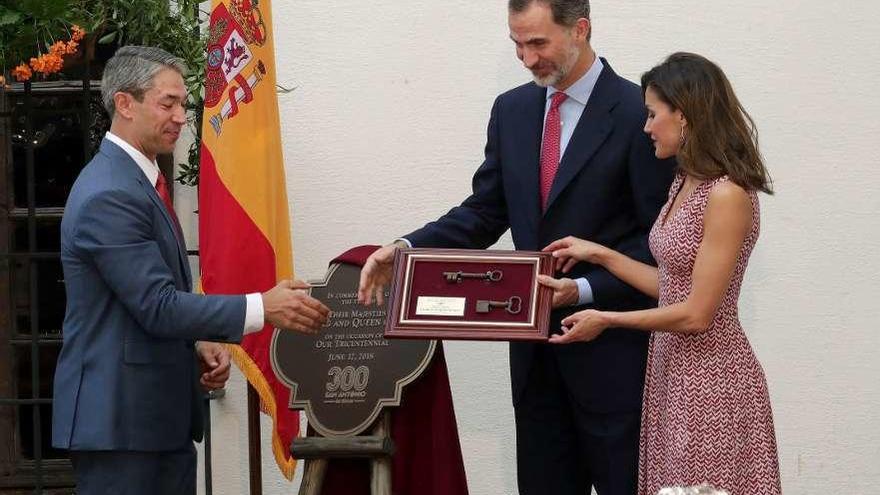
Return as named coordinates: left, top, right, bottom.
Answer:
left=358, top=241, right=406, bottom=306
left=262, top=280, right=330, bottom=333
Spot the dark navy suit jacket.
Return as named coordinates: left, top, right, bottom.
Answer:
left=52, top=139, right=246, bottom=451
left=406, top=60, right=675, bottom=412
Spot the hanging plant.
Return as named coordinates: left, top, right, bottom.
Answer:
left=1, top=0, right=87, bottom=83
left=3, top=0, right=214, bottom=186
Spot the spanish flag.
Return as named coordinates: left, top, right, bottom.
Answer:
left=198, top=0, right=300, bottom=479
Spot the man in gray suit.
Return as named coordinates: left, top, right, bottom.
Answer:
left=51, top=46, right=329, bottom=494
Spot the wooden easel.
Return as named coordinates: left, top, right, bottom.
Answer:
left=292, top=411, right=395, bottom=495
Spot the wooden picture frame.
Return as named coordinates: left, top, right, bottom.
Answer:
left=384, top=248, right=554, bottom=341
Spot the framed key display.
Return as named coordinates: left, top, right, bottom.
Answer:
left=384, top=248, right=554, bottom=341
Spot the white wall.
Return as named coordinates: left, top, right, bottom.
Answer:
left=181, top=1, right=880, bottom=493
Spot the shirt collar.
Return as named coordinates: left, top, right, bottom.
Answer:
left=547, top=55, right=604, bottom=106
left=105, top=131, right=160, bottom=187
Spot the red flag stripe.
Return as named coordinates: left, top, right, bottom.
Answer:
left=198, top=144, right=300, bottom=478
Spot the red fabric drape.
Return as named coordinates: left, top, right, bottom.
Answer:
left=319, top=246, right=469, bottom=495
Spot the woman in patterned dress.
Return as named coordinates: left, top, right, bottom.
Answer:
left=539, top=53, right=782, bottom=494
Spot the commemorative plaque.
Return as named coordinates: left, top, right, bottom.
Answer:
left=385, top=248, right=554, bottom=341
left=271, top=262, right=436, bottom=438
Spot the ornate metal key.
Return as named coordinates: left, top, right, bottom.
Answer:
left=475, top=296, right=522, bottom=315
left=443, top=269, right=503, bottom=283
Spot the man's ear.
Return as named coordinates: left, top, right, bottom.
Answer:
left=576, top=18, right=591, bottom=42
left=113, top=92, right=135, bottom=120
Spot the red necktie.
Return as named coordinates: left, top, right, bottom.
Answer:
left=155, top=172, right=181, bottom=232
left=540, top=91, right=568, bottom=211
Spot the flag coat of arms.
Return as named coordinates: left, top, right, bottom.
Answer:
left=198, top=0, right=300, bottom=479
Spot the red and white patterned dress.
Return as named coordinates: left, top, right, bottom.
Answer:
left=638, top=174, right=782, bottom=495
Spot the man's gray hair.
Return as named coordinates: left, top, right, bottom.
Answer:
left=101, top=46, right=186, bottom=118
left=508, top=0, right=590, bottom=27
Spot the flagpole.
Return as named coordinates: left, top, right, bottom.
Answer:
left=248, top=383, right=263, bottom=495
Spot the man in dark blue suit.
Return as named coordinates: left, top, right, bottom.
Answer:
left=359, top=1, right=674, bottom=493
left=52, top=46, right=330, bottom=495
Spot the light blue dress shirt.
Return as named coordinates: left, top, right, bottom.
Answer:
left=544, top=56, right=604, bottom=305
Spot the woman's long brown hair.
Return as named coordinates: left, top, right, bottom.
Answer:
left=642, top=52, right=773, bottom=194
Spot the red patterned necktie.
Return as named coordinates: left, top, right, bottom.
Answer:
left=155, top=172, right=181, bottom=232
left=540, top=91, right=568, bottom=211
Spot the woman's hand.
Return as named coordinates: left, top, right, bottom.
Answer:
left=549, top=309, right=611, bottom=344
left=542, top=236, right=609, bottom=273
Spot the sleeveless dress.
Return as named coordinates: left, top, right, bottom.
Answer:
left=638, top=174, right=782, bottom=495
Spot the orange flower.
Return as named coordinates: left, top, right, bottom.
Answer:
left=12, top=64, right=33, bottom=82
left=71, top=25, right=86, bottom=42
left=11, top=26, right=86, bottom=82
left=49, top=41, right=68, bottom=56
left=29, top=53, right=64, bottom=75
left=51, top=39, right=79, bottom=56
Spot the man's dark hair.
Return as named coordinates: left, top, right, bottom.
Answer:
left=508, top=0, right=590, bottom=28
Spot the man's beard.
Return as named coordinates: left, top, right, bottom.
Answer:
left=532, top=42, right=580, bottom=88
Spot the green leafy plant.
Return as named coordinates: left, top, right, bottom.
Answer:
left=75, top=0, right=207, bottom=185
left=3, top=0, right=217, bottom=186
left=0, top=0, right=87, bottom=81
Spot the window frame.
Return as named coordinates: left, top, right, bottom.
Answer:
left=0, top=80, right=103, bottom=493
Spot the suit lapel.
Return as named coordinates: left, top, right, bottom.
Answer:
left=544, top=61, right=621, bottom=214
left=139, top=177, right=192, bottom=287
